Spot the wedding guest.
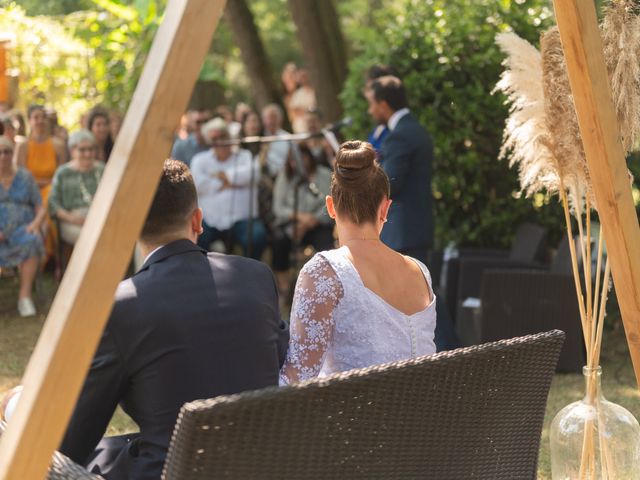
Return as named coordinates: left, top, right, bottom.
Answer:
left=45, top=107, right=69, bottom=145
left=48, top=130, right=104, bottom=245
left=0, top=115, right=16, bottom=144
left=109, top=110, right=123, bottom=141
left=10, top=110, right=26, bottom=138
left=170, top=108, right=211, bottom=167
left=281, top=62, right=299, bottom=122
left=305, top=109, right=335, bottom=168
left=0, top=136, right=46, bottom=317
left=87, top=107, right=114, bottom=163
left=272, top=143, right=334, bottom=298
left=261, top=103, right=290, bottom=177
left=216, top=105, right=242, bottom=139
left=289, top=69, right=317, bottom=133
left=241, top=111, right=278, bottom=241
left=280, top=141, right=436, bottom=385
left=241, top=110, right=263, bottom=156
left=15, top=105, right=66, bottom=198
left=234, top=102, right=252, bottom=128
left=191, top=118, right=267, bottom=260
left=15, top=104, right=66, bottom=263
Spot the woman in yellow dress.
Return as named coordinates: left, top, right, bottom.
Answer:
left=15, top=105, right=67, bottom=262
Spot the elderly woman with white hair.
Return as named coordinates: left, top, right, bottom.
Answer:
left=191, top=118, right=267, bottom=260
left=48, top=130, right=105, bottom=245
left=0, top=136, right=46, bottom=317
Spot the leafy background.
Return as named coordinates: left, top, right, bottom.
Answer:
left=1, top=0, right=637, bottom=249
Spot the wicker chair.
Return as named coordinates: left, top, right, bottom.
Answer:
left=477, top=237, right=585, bottom=372
left=444, top=223, right=548, bottom=322
left=41, top=330, right=564, bottom=479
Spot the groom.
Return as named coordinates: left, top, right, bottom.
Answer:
left=59, top=159, right=288, bottom=479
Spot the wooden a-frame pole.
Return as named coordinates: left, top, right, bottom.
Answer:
left=0, top=1, right=226, bottom=477
left=553, top=0, right=640, bottom=387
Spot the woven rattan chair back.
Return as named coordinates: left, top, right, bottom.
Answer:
left=163, top=331, right=564, bottom=480
left=480, top=270, right=583, bottom=372
left=509, top=223, right=548, bottom=262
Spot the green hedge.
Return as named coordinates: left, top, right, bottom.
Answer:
left=340, top=0, right=566, bottom=249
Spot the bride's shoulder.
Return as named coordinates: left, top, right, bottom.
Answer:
left=303, top=247, right=346, bottom=268
left=302, top=249, right=339, bottom=274
left=297, top=251, right=345, bottom=298
left=299, top=248, right=350, bottom=282
left=401, top=254, right=433, bottom=287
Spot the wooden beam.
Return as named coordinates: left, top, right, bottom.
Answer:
left=0, top=1, right=226, bottom=478
left=553, top=0, right=640, bottom=386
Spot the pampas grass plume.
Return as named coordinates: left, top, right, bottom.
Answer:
left=495, top=32, right=561, bottom=198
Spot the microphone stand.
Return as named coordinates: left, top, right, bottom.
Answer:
left=286, top=144, right=321, bottom=304
left=246, top=149, right=256, bottom=259
left=286, top=175, right=310, bottom=306
left=213, top=124, right=343, bottom=262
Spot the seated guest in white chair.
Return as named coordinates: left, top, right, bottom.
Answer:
left=191, top=118, right=267, bottom=260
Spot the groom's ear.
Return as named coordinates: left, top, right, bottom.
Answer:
left=191, top=207, right=204, bottom=235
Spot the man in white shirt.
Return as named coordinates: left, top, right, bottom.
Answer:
left=261, top=103, right=291, bottom=177
left=191, top=118, right=267, bottom=260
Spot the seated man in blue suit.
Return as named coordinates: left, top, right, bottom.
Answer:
left=59, top=159, right=289, bottom=479
left=365, top=75, right=434, bottom=263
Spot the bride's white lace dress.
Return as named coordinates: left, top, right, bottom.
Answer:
left=279, top=246, right=437, bottom=385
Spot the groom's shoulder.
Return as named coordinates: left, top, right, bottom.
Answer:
left=207, top=252, right=274, bottom=280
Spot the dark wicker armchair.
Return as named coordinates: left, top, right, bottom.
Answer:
left=42, top=330, right=564, bottom=479
left=461, top=236, right=584, bottom=372
left=444, top=223, right=548, bottom=322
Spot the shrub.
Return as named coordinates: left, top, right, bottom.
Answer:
left=340, top=0, right=566, bottom=249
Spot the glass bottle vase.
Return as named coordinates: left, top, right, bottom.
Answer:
left=550, top=366, right=640, bottom=479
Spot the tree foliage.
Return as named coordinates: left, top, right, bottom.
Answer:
left=341, top=0, right=566, bottom=248
left=66, top=0, right=164, bottom=113
left=0, top=5, right=93, bottom=126
left=1, top=0, right=163, bottom=125
left=1, top=0, right=92, bottom=15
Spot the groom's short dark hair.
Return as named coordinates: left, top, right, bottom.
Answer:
left=141, top=159, right=197, bottom=242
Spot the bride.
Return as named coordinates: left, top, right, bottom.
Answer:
left=279, top=140, right=436, bottom=385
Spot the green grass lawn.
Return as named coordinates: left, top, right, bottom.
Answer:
left=1, top=272, right=639, bottom=476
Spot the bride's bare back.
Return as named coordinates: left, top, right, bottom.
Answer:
left=345, top=240, right=432, bottom=316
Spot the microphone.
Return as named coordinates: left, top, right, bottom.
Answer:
left=326, top=116, right=353, bottom=133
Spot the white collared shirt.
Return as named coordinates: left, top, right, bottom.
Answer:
left=387, top=108, right=410, bottom=131
left=143, top=245, right=166, bottom=265
left=190, top=148, right=259, bottom=230
left=265, top=128, right=291, bottom=177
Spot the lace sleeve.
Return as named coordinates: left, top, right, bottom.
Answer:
left=279, top=254, right=344, bottom=385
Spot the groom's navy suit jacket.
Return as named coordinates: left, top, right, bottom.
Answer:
left=379, top=113, right=434, bottom=253
left=60, top=239, right=288, bottom=479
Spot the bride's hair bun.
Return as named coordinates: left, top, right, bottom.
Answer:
left=331, top=141, right=390, bottom=224
left=334, top=141, right=377, bottom=191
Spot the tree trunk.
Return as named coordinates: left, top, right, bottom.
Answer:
left=287, top=0, right=348, bottom=122
left=223, top=0, right=281, bottom=111
left=317, top=0, right=348, bottom=89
